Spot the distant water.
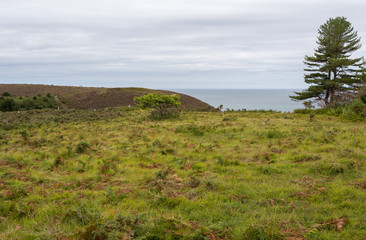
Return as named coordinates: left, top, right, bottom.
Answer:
left=172, top=89, right=304, bottom=112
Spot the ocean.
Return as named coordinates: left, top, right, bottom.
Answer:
left=171, top=89, right=304, bottom=112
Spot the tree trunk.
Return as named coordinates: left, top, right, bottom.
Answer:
left=329, top=88, right=335, bottom=103
left=324, top=89, right=330, bottom=106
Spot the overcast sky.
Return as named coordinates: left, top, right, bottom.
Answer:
left=1, top=0, right=365, bottom=89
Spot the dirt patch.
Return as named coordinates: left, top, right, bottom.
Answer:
left=280, top=216, right=348, bottom=239
left=146, top=168, right=184, bottom=198
left=139, top=163, right=162, bottom=169
left=352, top=180, right=366, bottom=189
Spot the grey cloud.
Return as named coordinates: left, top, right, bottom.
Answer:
left=0, top=0, right=365, bottom=89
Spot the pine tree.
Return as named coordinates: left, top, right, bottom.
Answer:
left=291, top=17, right=365, bottom=107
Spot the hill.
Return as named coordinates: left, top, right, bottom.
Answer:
left=0, top=84, right=213, bottom=110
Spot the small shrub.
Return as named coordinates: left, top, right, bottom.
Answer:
left=265, top=130, right=285, bottom=139
left=155, top=169, right=170, bottom=181
left=134, top=93, right=181, bottom=120
left=293, top=108, right=312, bottom=114
left=52, top=156, right=64, bottom=168
left=0, top=98, right=18, bottom=112
left=187, top=176, right=200, bottom=188
left=99, top=159, right=117, bottom=175
left=5, top=185, right=28, bottom=200
left=0, top=201, right=34, bottom=219
left=149, top=104, right=181, bottom=120
left=310, top=162, right=347, bottom=176
left=188, top=126, right=204, bottom=136
left=216, top=155, right=228, bottom=166
left=294, top=97, right=366, bottom=121
left=349, top=99, right=366, bottom=117
left=134, top=92, right=181, bottom=109
left=257, top=166, right=282, bottom=175
left=204, top=177, right=219, bottom=190
left=176, top=124, right=205, bottom=136
left=75, top=142, right=90, bottom=153
left=161, top=147, right=175, bottom=155
left=19, top=129, right=29, bottom=141
left=361, top=93, right=366, bottom=104
left=153, top=195, right=181, bottom=209
left=63, top=202, right=99, bottom=226
left=293, top=154, right=321, bottom=163
left=79, top=214, right=143, bottom=240
left=223, top=115, right=237, bottom=121
left=243, top=225, right=283, bottom=240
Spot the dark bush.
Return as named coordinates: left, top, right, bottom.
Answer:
left=75, top=142, right=90, bottom=153
left=0, top=98, right=18, bottom=112
left=0, top=94, right=59, bottom=112
left=349, top=99, right=366, bottom=117
left=361, top=93, right=366, bottom=104
left=149, top=104, right=181, bottom=120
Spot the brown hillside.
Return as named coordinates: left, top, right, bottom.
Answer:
left=0, top=84, right=213, bottom=110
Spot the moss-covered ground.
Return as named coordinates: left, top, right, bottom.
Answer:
left=0, top=109, right=365, bottom=239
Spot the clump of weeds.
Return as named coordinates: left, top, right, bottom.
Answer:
left=75, top=141, right=90, bottom=153
left=292, top=154, right=321, bottom=163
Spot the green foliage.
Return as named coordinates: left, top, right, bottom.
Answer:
left=265, top=130, right=285, bottom=139
left=294, top=95, right=366, bottom=120
left=149, top=103, right=181, bottom=120
left=0, top=98, right=18, bottom=112
left=0, top=93, right=59, bottom=112
left=310, top=162, right=348, bottom=176
left=134, top=92, right=181, bottom=109
left=75, top=142, right=90, bottom=153
left=78, top=214, right=143, bottom=240
left=2, top=91, right=11, bottom=97
left=303, top=100, right=315, bottom=109
left=19, top=129, right=29, bottom=141
left=175, top=124, right=205, bottom=136
left=292, top=154, right=321, bottom=163
left=244, top=225, right=283, bottom=240
left=291, top=17, right=365, bottom=107
left=257, top=165, right=283, bottom=175
left=63, top=201, right=100, bottom=226
left=361, top=93, right=366, bottom=104
left=134, top=93, right=181, bottom=120
left=349, top=98, right=366, bottom=117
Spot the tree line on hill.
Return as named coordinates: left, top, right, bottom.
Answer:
left=0, top=92, right=59, bottom=112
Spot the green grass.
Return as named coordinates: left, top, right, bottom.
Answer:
left=0, top=109, right=365, bottom=239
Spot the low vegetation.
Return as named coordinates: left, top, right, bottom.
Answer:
left=0, top=92, right=59, bottom=112
left=1, top=108, right=365, bottom=239
left=0, top=84, right=212, bottom=110
left=294, top=93, right=366, bottom=121
left=134, top=93, right=182, bottom=120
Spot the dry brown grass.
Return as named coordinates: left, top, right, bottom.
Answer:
left=0, top=84, right=212, bottom=110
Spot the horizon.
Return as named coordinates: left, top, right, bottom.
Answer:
left=1, top=83, right=303, bottom=91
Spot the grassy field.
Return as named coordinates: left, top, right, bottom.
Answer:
left=0, top=108, right=365, bottom=239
